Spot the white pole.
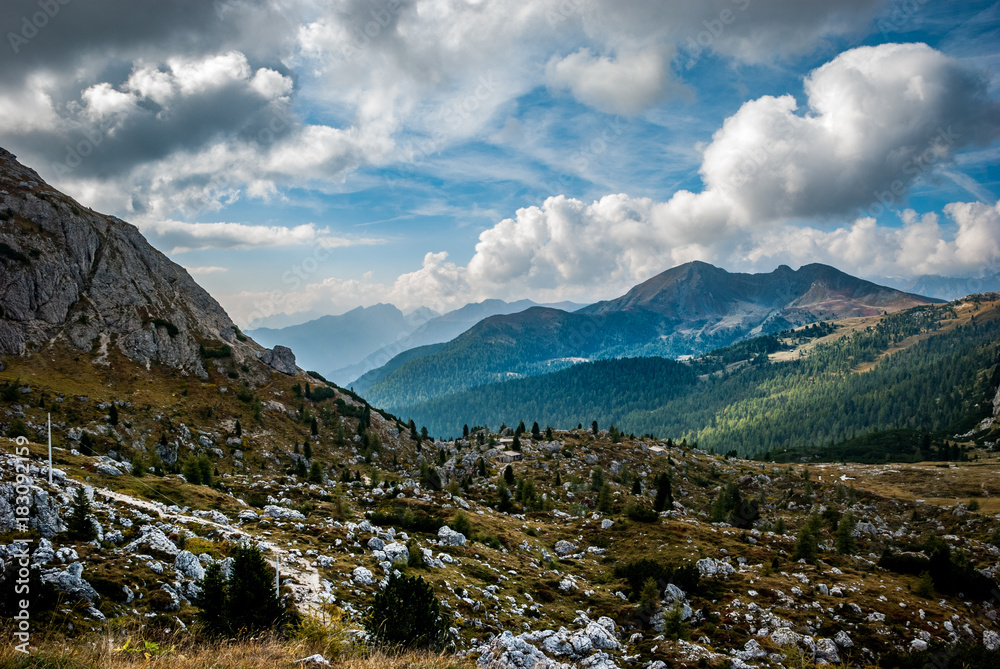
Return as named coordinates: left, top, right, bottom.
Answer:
left=275, top=555, right=280, bottom=598
left=48, top=413, right=52, bottom=485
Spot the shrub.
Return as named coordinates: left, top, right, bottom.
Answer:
left=626, top=503, right=658, bottom=523
left=364, top=572, right=447, bottom=650
left=6, top=418, right=30, bottom=440
left=913, top=571, right=934, bottom=598
left=614, top=558, right=700, bottom=600
left=451, top=510, right=472, bottom=538
left=308, top=462, right=324, bottom=483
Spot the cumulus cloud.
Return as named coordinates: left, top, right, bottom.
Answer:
left=546, top=46, right=678, bottom=115
left=383, top=43, right=1000, bottom=305
left=702, top=43, right=1000, bottom=222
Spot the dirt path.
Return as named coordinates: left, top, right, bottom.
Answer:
left=94, top=487, right=324, bottom=612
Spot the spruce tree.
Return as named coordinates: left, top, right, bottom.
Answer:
left=66, top=486, right=97, bottom=541
left=224, top=543, right=285, bottom=636
left=364, top=572, right=447, bottom=650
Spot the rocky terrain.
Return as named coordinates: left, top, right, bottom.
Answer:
left=3, top=345, right=1000, bottom=668
left=2, top=147, right=1000, bottom=668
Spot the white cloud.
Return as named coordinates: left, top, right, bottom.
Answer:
left=140, top=219, right=384, bottom=254
left=379, top=44, right=1000, bottom=306
left=184, top=265, right=229, bottom=275
left=546, top=46, right=677, bottom=115
left=701, top=43, right=1000, bottom=222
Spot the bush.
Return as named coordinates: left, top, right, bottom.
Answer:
left=614, top=558, right=701, bottom=600
left=6, top=418, right=30, bottom=440
left=451, top=510, right=472, bottom=538
left=626, top=503, right=658, bottom=523
left=364, top=572, right=447, bottom=650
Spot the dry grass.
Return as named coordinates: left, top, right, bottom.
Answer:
left=0, top=618, right=475, bottom=669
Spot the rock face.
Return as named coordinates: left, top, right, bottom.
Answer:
left=41, top=561, right=99, bottom=603
left=259, top=345, right=298, bottom=375
left=0, top=483, right=63, bottom=537
left=0, top=147, right=265, bottom=378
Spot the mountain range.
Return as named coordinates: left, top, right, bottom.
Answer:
left=358, top=261, right=937, bottom=413
left=4, top=145, right=1000, bottom=669
left=246, top=303, right=439, bottom=385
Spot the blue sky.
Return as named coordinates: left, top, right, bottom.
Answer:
left=1, top=0, right=998, bottom=325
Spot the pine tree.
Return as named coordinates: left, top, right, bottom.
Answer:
left=65, top=486, right=97, bottom=541
left=503, top=464, right=515, bottom=485
left=597, top=483, right=613, bottom=513
left=555, top=471, right=562, bottom=487
left=835, top=512, right=857, bottom=554
left=194, top=562, right=229, bottom=635
left=515, top=420, right=526, bottom=436
left=653, top=473, right=672, bottom=511
left=108, top=403, right=119, bottom=426
left=463, top=424, right=470, bottom=438
left=303, top=439, right=313, bottom=460
left=364, top=572, right=447, bottom=650
left=308, top=462, right=323, bottom=484
left=592, top=420, right=599, bottom=436
left=310, top=416, right=319, bottom=436
left=531, top=421, right=541, bottom=440
left=234, top=419, right=242, bottom=437
left=511, top=433, right=521, bottom=451
left=545, top=426, right=553, bottom=440
left=223, top=543, right=285, bottom=636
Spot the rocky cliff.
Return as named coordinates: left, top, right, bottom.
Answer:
left=0, top=147, right=278, bottom=379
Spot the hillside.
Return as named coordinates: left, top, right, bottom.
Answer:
left=0, top=148, right=261, bottom=380
left=3, top=148, right=1000, bottom=668
left=340, top=299, right=586, bottom=389
left=398, top=297, right=1000, bottom=452
left=360, top=262, right=937, bottom=413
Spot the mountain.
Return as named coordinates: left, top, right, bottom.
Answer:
left=400, top=297, right=1000, bottom=445
left=579, top=260, right=935, bottom=325
left=0, top=148, right=267, bottom=379
left=337, top=298, right=587, bottom=387
left=881, top=273, right=1000, bottom=301
left=247, top=303, right=439, bottom=383
left=360, top=261, right=937, bottom=412
left=3, top=148, right=1000, bottom=669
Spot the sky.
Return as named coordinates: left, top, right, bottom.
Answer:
left=1, top=0, right=999, bottom=327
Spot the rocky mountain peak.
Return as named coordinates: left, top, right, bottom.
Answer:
left=0, top=148, right=278, bottom=379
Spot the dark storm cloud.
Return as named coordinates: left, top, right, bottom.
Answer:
left=0, top=0, right=297, bottom=81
